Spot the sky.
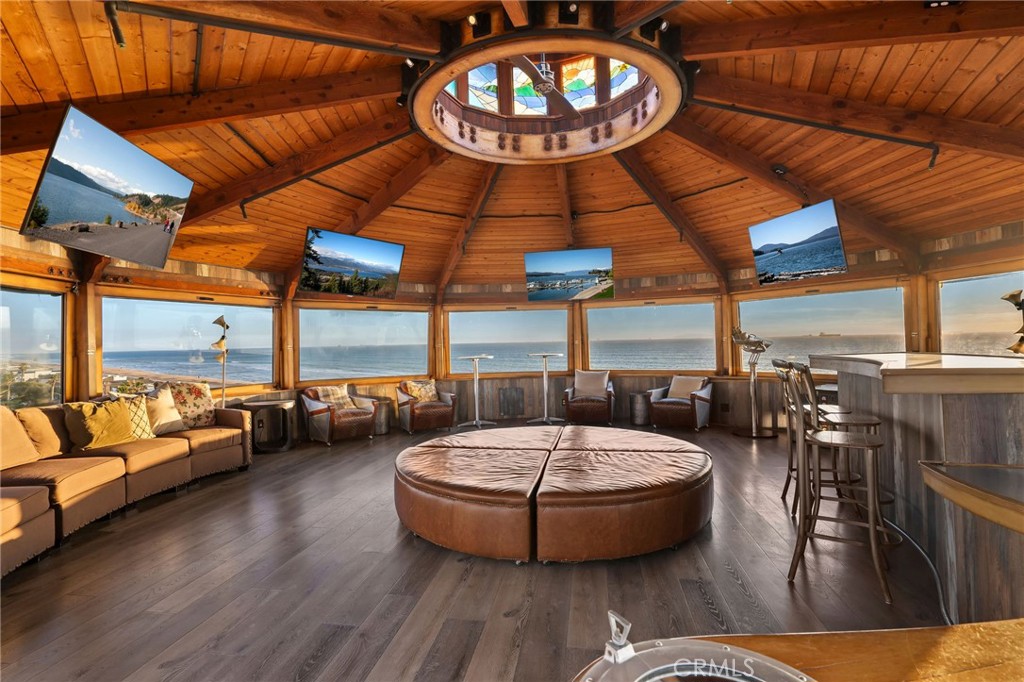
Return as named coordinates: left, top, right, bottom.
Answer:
left=748, top=199, right=839, bottom=250
left=300, top=310, right=428, bottom=347
left=100, top=299, right=273, bottom=352
left=309, top=229, right=404, bottom=273
left=449, top=310, right=568, bottom=344
left=525, top=247, right=613, bottom=274
left=740, top=288, right=905, bottom=336
left=48, top=106, right=194, bottom=198
left=588, top=304, right=716, bottom=341
left=940, top=271, right=1024, bottom=333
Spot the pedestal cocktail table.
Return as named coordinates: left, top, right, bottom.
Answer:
left=457, top=354, right=495, bottom=429
left=527, top=352, right=565, bottom=425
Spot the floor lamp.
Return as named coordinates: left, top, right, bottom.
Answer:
left=732, top=327, right=776, bottom=438
left=211, top=315, right=229, bottom=407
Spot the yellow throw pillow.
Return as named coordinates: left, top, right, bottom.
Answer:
left=124, top=394, right=155, bottom=439
left=63, top=400, right=136, bottom=451
left=404, top=380, right=439, bottom=402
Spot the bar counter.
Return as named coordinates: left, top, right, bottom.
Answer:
left=808, top=352, right=1024, bottom=623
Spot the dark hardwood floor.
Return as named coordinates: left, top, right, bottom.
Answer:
left=0, top=423, right=944, bottom=681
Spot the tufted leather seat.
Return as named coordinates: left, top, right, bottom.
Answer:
left=394, top=426, right=713, bottom=563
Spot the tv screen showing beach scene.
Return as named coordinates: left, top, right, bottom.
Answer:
left=525, top=247, right=614, bottom=301
left=749, top=199, right=848, bottom=286
left=19, top=105, right=194, bottom=269
left=299, top=228, right=404, bottom=299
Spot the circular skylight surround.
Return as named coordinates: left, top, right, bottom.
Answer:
left=409, top=34, right=686, bottom=165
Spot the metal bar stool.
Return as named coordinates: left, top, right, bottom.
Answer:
left=784, top=367, right=898, bottom=604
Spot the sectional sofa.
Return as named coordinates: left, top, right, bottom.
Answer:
left=0, top=403, right=251, bottom=576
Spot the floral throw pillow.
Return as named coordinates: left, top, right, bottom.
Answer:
left=403, top=380, right=439, bottom=403
left=316, top=385, right=356, bottom=410
left=164, top=382, right=216, bottom=428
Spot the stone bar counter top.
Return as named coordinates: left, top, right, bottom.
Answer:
left=808, top=352, right=1024, bottom=624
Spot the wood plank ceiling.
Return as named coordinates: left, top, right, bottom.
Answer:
left=1, top=0, right=1022, bottom=295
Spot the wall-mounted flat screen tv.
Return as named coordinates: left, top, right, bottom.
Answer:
left=19, top=105, right=194, bottom=269
left=525, top=247, right=614, bottom=301
left=299, top=228, right=404, bottom=299
left=749, top=199, right=848, bottom=286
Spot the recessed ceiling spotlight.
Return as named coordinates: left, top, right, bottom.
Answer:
left=404, top=58, right=415, bottom=68
left=772, top=164, right=788, bottom=176
left=659, top=19, right=669, bottom=32
left=568, top=2, right=578, bottom=12
left=467, top=14, right=478, bottom=26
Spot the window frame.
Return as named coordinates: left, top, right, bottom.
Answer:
left=96, top=285, right=279, bottom=395
left=581, top=295, right=723, bottom=376
left=929, top=262, right=1024, bottom=355
left=294, top=299, right=434, bottom=387
left=442, top=303, right=572, bottom=380
left=0, top=274, right=73, bottom=405
left=731, top=276, right=911, bottom=376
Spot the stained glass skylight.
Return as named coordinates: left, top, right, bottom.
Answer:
left=467, top=63, right=499, bottom=112
left=610, top=59, right=639, bottom=99
left=444, top=80, right=457, bottom=96
left=561, top=56, right=597, bottom=110
left=512, top=67, right=547, bottom=116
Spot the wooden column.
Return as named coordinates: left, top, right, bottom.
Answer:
left=595, top=56, right=610, bottom=105
left=498, top=61, right=514, bottom=116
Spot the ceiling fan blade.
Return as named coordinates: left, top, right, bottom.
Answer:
left=510, top=56, right=583, bottom=121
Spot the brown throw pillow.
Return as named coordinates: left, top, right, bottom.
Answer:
left=63, top=400, right=136, bottom=451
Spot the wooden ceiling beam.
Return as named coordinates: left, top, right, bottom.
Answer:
left=118, top=1, right=441, bottom=58
left=436, top=164, right=504, bottom=302
left=612, top=2, right=684, bottom=39
left=682, top=1, right=1024, bottom=60
left=183, top=112, right=411, bottom=226
left=693, top=73, right=1024, bottom=163
left=664, top=116, right=920, bottom=272
left=501, top=1, right=530, bottom=28
left=613, top=147, right=728, bottom=284
left=554, top=164, right=573, bottom=246
left=332, top=146, right=452, bottom=235
left=1, top=68, right=402, bottom=156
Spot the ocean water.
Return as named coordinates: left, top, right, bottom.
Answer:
left=87, top=332, right=1015, bottom=386
left=30, top=173, right=146, bottom=227
left=527, top=274, right=605, bottom=301
left=754, top=236, right=846, bottom=279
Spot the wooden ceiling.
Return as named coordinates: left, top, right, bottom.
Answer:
left=2, top=0, right=1022, bottom=296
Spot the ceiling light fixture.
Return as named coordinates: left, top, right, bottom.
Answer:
left=466, top=14, right=478, bottom=25
left=659, top=19, right=670, bottom=32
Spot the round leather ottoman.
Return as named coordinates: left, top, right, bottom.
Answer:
left=393, top=426, right=713, bottom=563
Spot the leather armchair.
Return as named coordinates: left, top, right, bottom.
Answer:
left=300, top=386, right=376, bottom=445
left=648, top=377, right=713, bottom=431
left=563, top=370, right=615, bottom=425
left=396, top=381, right=456, bottom=434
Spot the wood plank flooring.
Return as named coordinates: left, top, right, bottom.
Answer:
left=0, top=424, right=944, bottom=681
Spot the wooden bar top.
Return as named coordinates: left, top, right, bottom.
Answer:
left=700, top=619, right=1024, bottom=681
left=809, top=352, right=1024, bottom=394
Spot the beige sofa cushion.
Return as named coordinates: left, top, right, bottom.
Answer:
left=16, top=406, right=71, bottom=458
left=574, top=370, right=610, bottom=398
left=79, top=437, right=189, bottom=475
left=667, top=376, right=705, bottom=399
left=0, top=486, right=51, bottom=534
left=1, top=457, right=125, bottom=504
left=165, top=427, right=242, bottom=454
left=1, top=407, right=40, bottom=470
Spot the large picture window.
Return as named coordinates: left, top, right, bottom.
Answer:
left=587, top=303, right=716, bottom=370
left=448, top=310, right=568, bottom=374
left=0, top=287, right=63, bottom=408
left=737, top=287, right=905, bottom=368
left=102, top=297, right=273, bottom=391
left=940, top=270, right=1024, bottom=355
left=299, top=309, right=428, bottom=379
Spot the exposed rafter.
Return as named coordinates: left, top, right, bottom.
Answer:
left=613, top=147, right=728, bottom=284
left=501, top=0, right=530, bottom=28
left=436, top=164, right=504, bottom=302
left=692, top=74, right=1024, bottom=163
left=554, top=164, right=573, bottom=246
left=612, top=1, right=684, bottom=39
left=116, top=1, right=441, bottom=58
left=664, top=116, right=921, bottom=272
left=682, top=1, right=1024, bottom=60
left=1, top=68, right=402, bottom=155
left=183, top=112, right=411, bottom=226
left=331, top=146, right=452, bottom=235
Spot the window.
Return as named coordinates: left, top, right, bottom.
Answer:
left=299, top=309, right=428, bottom=379
left=467, top=63, right=499, bottom=112
left=737, top=287, right=905, bottom=368
left=102, top=297, right=273, bottom=391
left=0, top=287, right=63, bottom=408
left=587, top=303, right=716, bottom=370
left=512, top=67, right=547, bottom=116
left=609, top=59, right=639, bottom=98
left=940, top=270, right=1024, bottom=355
left=448, top=310, right=568, bottom=374
left=561, top=56, right=597, bottom=110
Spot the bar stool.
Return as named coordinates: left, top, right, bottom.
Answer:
left=784, top=368, right=897, bottom=604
